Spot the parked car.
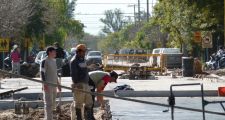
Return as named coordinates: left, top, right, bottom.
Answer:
left=119, top=48, right=149, bottom=55
left=86, top=51, right=102, bottom=65
left=150, top=48, right=161, bottom=67
left=118, top=49, right=149, bottom=63
left=119, top=49, right=131, bottom=54
left=35, top=50, right=70, bottom=64
left=35, top=51, right=47, bottom=65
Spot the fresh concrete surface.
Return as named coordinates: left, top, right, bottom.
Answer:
left=0, top=75, right=224, bottom=110
left=106, top=76, right=225, bottom=91
left=0, top=76, right=224, bottom=98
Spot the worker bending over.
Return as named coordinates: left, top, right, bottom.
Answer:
left=89, top=71, right=118, bottom=109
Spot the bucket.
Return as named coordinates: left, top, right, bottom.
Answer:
left=22, top=102, right=29, bottom=114
left=15, top=102, right=21, bottom=114
left=218, top=87, right=225, bottom=96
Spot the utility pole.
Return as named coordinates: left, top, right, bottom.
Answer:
left=134, top=5, right=136, bottom=25
left=128, top=4, right=136, bottom=25
left=138, top=0, right=141, bottom=23
left=147, top=0, right=149, bottom=22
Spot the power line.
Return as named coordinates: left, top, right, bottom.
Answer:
left=83, top=23, right=104, bottom=25
left=75, top=15, right=134, bottom=18
left=80, top=21, right=103, bottom=23
left=76, top=3, right=155, bottom=5
left=75, top=13, right=134, bottom=15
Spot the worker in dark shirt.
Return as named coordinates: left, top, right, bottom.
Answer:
left=70, top=44, right=94, bottom=120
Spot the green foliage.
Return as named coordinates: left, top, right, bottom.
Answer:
left=25, top=0, right=46, bottom=38
left=98, top=32, right=121, bottom=53
left=98, top=1, right=224, bottom=54
left=64, top=19, right=84, bottom=39
left=153, top=0, right=224, bottom=54
left=98, top=23, right=140, bottom=53
left=24, top=0, right=84, bottom=48
left=98, top=21, right=163, bottom=52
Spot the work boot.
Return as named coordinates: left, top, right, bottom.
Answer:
left=84, top=107, right=95, bottom=120
left=76, top=108, right=82, bottom=120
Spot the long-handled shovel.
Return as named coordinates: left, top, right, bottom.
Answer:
left=56, top=72, right=62, bottom=114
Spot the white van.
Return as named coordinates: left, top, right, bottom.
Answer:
left=150, top=48, right=162, bottom=66
left=151, top=48, right=182, bottom=68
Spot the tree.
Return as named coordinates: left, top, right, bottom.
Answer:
left=153, top=0, right=224, bottom=55
left=41, top=0, right=84, bottom=47
left=67, top=0, right=76, bottom=19
left=124, top=22, right=168, bottom=49
left=25, top=0, right=46, bottom=38
left=98, top=32, right=122, bottom=53
left=100, top=8, right=128, bottom=34
left=0, top=0, right=34, bottom=36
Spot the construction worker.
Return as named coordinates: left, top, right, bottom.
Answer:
left=40, top=46, right=61, bottom=120
left=89, top=71, right=118, bottom=110
left=193, top=57, right=203, bottom=74
left=70, top=44, right=94, bottom=120
left=194, top=57, right=209, bottom=75
left=53, top=42, right=65, bottom=73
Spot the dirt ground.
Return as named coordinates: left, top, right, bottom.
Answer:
left=0, top=103, right=108, bottom=120
left=0, top=104, right=70, bottom=120
left=209, top=68, right=225, bottom=76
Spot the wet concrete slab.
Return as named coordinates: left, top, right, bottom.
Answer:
left=0, top=76, right=224, bottom=99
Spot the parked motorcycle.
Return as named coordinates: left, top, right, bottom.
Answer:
left=206, top=53, right=225, bottom=70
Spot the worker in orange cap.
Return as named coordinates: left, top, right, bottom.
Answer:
left=70, top=44, right=95, bottom=120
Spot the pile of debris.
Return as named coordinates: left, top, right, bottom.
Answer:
left=0, top=103, right=112, bottom=120
left=20, top=63, right=39, bottom=77
left=0, top=104, right=70, bottom=120
left=209, top=68, right=225, bottom=76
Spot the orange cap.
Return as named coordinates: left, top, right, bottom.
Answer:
left=76, top=44, right=86, bottom=51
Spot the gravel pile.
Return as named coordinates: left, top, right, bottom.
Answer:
left=0, top=104, right=76, bottom=120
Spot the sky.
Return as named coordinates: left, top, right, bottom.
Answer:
left=74, top=0, right=157, bottom=35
